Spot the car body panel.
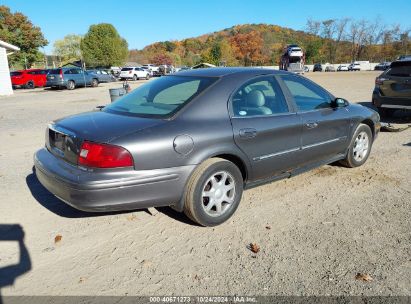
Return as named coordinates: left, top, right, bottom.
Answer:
left=34, top=67, right=380, bottom=213
left=46, top=68, right=97, bottom=88
left=11, top=69, right=48, bottom=87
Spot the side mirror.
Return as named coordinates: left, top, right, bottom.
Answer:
left=332, top=98, right=348, bottom=108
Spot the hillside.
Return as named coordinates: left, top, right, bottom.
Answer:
left=128, top=23, right=408, bottom=66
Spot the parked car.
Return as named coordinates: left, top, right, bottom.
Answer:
left=87, top=69, right=116, bottom=83
left=119, top=67, right=150, bottom=81
left=325, top=65, right=336, bottom=72
left=140, top=66, right=153, bottom=77
left=397, top=55, right=411, bottom=61
left=10, top=69, right=49, bottom=89
left=34, top=68, right=380, bottom=226
left=142, top=64, right=159, bottom=74
left=313, top=63, right=323, bottom=72
left=372, top=60, right=411, bottom=117
left=348, top=62, right=361, bottom=71
left=374, top=62, right=391, bottom=71
left=337, top=65, right=349, bottom=71
left=45, top=68, right=99, bottom=90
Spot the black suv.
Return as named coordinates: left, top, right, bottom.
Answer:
left=372, top=60, right=411, bottom=117
left=313, top=63, right=323, bottom=72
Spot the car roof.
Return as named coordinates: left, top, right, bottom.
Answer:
left=174, top=67, right=283, bottom=77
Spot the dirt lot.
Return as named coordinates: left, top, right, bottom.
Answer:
left=0, top=72, right=410, bottom=296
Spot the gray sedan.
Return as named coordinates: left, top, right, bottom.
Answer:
left=34, top=68, right=380, bottom=226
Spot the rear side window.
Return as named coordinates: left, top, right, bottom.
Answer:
left=231, top=76, right=289, bottom=117
left=121, top=68, right=133, bottom=71
left=280, top=75, right=332, bottom=111
left=10, top=71, right=22, bottom=76
left=387, top=65, right=411, bottom=77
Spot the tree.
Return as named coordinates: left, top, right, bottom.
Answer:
left=80, top=23, right=128, bottom=67
left=0, top=5, right=48, bottom=68
left=151, top=53, right=173, bottom=65
left=53, top=34, right=82, bottom=64
left=230, top=31, right=264, bottom=66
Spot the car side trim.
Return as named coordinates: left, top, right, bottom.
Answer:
left=301, top=136, right=347, bottom=150
left=381, top=104, right=411, bottom=109
left=253, top=147, right=300, bottom=161
left=253, top=136, right=347, bottom=161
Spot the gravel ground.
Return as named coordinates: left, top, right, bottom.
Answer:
left=0, top=72, right=410, bottom=296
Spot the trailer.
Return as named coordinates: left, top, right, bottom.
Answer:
left=279, top=44, right=305, bottom=74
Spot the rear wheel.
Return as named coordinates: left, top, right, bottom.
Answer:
left=146, top=74, right=150, bottom=80
left=340, top=124, right=373, bottom=168
left=67, top=80, right=75, bottom=90
left=183, top=158, right=243, bottom=226
left=26, top=81, right=34, bottom=89
left=133, top=75, right=138, bottom=81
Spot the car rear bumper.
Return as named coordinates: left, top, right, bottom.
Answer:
left=34, top=148, right=194, bottom=212
left=46, top=80, right=65, bottom=87
left=372, top=89, right=411, bottom=110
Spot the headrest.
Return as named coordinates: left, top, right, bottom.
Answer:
left=246, top=90, right=265, bottom=107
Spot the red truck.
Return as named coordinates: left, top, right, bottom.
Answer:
left=10, top=69, right=49, bottom=89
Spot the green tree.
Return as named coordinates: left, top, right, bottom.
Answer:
left=53, top=34, right=82, bottom=64
left=80, top=23, right=128, bottom=67
left=0, top=5, right=48, bottom=68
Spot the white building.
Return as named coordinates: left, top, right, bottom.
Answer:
left=0, top=40, right=20, bottom=96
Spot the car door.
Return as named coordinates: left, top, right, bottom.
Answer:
left=230, top=75, right=302, bottom=181
left=279, top=74, right=351, bottom=166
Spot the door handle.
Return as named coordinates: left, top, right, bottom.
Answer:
left=305, top=121, right=318, bottom=129
left=239, top=128, right=257, bottom=138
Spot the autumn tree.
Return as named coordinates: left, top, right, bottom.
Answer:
left=53, top=34, right=82, bottom=64
left=81, top=23, right=128, bottom=67
left=0, top=5, right=48, bottom=68
left=151, top=53, right=173, bottom=65
left=230, top=31, right=264, bottom=66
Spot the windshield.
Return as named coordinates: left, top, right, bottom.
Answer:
left=104, top=76, right=217, bottom=118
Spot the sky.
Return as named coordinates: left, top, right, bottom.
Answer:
left=2, top=0, right=411, bottom=54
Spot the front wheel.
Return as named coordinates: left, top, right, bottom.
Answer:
left=133, top=75, right=138, bottom=81
left=146, top=74, right=150, bottom=80
left=183, top=158, right=243, bottom=226
left=26, top=81, right=34, bottom=89
left=91, top=78, right=98, bottom=87
left=340, top=124, right=373, bottom=168
left=66, top=80, right=75, bottom=90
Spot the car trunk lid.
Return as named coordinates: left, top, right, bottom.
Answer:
left=46, top=111, right=164, bottom=165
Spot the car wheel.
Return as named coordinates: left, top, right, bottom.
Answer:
left=340, top=124, right=373, bottom=168
left=26, top=81, right=34, bottom=89
left=67, top=80, right=75, bottom=90
left=91, top=78, right=99, bottom=87
left=377, top=107, right=395, bottom=118
left=183, top=158, right=243, bottom=227
left=133, top=75, right=138, bottom=81
left=146, top=74, right=150, bottom=80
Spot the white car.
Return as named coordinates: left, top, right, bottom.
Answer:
left=287, top=47, right=303, bottom=58
left=119, top=67, right=150, bottom=81
left=337, top=65, right=349, bottom=71
left=348, top=63, right=361, bottom=71
left=141, top=66, right=154, bottom=76
left=142, top=64, right=159, bottom=73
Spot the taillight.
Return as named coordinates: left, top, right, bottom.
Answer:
left=375, top=77, right=387, bottom=85
left=59, top=69, right=63, bottom=79
left=129, top=71, right=132, bottom=74
left=78, top=141, right=133, bottom=168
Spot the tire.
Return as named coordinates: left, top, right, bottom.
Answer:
left=133, top=75, right=138, bottom=81
left=183, top=158, right=243, bottom=227
left=26, top=81, right=34, bottom=89
left=340, top=124, right=373, bottom=168
left=377, top=107, right=395, bottom=118
left=146, top=74, right=150, bottom=80
left=66, top=80, right=75, bottom=90
left=91, top=78, right=99, bottom=87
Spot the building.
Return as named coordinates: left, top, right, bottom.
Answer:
left=0, top=40, right=20, bottom=96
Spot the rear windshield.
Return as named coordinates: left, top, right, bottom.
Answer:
left=387, top=65, right=411, bottom=77
left=10, top=71, right=22, bottom=76
left=121, top=68, right=133, bottom=71
left=49, top=69, right=62, bottom=74
left=104, top=76, right=217, bottom=118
